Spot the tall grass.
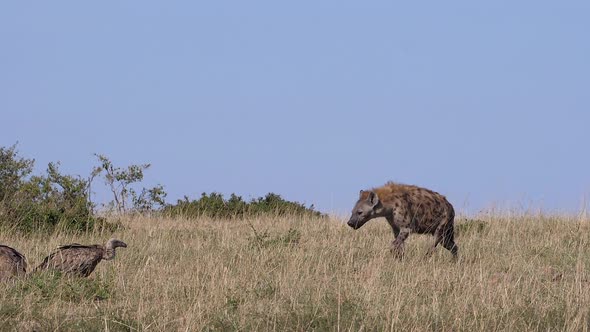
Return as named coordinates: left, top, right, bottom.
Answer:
left=1, top=212, right=589, bottom=331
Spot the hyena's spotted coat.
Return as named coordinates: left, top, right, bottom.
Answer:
left=347, top=182, right=458, bottom=258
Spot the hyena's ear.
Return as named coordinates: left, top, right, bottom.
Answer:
left=368, top=191, right=379, bottom=207
left=359, top=190, right=365, bottom=198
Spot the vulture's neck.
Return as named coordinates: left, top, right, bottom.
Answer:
left=103, top=247, right=116, bottom=260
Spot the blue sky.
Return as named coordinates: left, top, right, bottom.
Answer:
left=1, top=1, right=589, bottom=214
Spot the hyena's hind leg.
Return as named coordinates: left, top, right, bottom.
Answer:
left=426, top=226, right=445, bottom=257
left=441, top=225, right=458, bottom=258
left=427, top=223, right=458, bottom=258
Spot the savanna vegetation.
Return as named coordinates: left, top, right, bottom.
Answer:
left=1, top=145, right=589, bottom=331
left=1, top=214, right=589, bottom=331
left=0, top=144, right=320, bottom=234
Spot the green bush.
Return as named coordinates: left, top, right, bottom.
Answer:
left=8, top=271, right=114, bottom=303
left=92, top=154, right=167, bottom=214
left=455, top=218, right=488, bottom=236
left=0, top=145, right=107, bottom=234
left=248, top=227, right=302, bottom=249
left=164, top=192, right=324, bottom=219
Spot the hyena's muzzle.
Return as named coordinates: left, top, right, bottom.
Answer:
left=347, top=216, right=369, bottom=230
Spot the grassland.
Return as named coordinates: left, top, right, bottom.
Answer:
left=1, top=212, right=590, bottom=331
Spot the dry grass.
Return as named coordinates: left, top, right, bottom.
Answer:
left=1, top=212, right=590, bottom=331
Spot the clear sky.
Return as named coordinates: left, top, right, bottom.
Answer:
left=1, top=1, right=589, bottom=215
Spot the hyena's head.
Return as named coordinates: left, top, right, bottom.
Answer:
left=347, top=190, right=380, bottom=230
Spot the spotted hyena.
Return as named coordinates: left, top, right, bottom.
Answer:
left=347, top=182, right=458, bottom=258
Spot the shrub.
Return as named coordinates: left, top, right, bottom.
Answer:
left=92, top=154, right=167, bottom=214
left=248, top=227, right=302, bottom=249
left=455, top=218, right=488, bottom=236
left=0, top=145, right=107, bottom=234
left=163, top=192, right=323, bottom=219
left=9, top=272, right=114, bottom=303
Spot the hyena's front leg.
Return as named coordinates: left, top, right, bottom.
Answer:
left=390, top=228, right=410, bottom=258
left=386, top=216, right=400, bottom=238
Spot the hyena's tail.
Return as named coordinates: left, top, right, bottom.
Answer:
left=442, top=205, right=458, bottom=257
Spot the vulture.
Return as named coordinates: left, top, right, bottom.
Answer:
left=0, top=244, right=27, bottom=281
left=35, top=238, right=127, bottom=277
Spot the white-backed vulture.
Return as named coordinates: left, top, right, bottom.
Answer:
left=0, top=244, right=27, bottom=281
left=35, top=238, right=127, bottom=277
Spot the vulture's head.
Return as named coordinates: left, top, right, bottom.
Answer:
left=106, top=238, right=128, bottom=250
